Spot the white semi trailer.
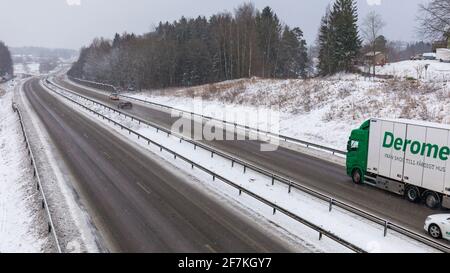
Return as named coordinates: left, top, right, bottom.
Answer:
left=346, top=118, right=450, bottom=209
left=436, top=48, right=450, bottom=63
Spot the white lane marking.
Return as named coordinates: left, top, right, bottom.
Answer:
left=136, top=182, right=151, bottom=195
left=205, top=244, right=217, bottom=253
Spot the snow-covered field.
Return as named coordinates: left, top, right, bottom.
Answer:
left=119, top=63, right=449, bottom=151
left=375, top=60, right=450, bottom=82
left=0, top=80, right=47, bottom=252
left=47, top=81, right=440, bottom=253
left=14, top=63, right=40, bottom=76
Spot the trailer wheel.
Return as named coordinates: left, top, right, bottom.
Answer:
left=424, top=192, right=441, bottom=209
left=405, top=186, right=420, bottom=203
left=351, top=169, right=362, bottom=184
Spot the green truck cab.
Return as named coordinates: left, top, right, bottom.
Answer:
left=346, top=120, right=369, bottom=184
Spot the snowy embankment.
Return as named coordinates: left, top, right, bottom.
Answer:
left=48, top=82, right=439, bottom=253
left=122, top=65, right=450, bottom=151
left=0, top=80, right=46, bottom=252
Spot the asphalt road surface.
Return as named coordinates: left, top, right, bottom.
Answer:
left=54, top=76, right=449, bottom=239
left=24, top=78, right=294, bottom=253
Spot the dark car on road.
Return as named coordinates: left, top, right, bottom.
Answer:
left=118, top=101, right=133, bottom=110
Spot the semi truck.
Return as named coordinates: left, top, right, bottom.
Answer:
left=346, top=118, right=450, bottom=209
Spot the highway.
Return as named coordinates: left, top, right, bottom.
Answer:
left=53, top=75, right=447, bottom=238
left=23, top=78, right=295, bottom=253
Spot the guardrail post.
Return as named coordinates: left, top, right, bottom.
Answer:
left=288, top=183, right=292, bottom=194
left=211, top=152, right=214, bottom=158
left=243, top=166, right=247, bottom=174
left=384, top=221, right=388, bottom=237
left=329, top=199, right=333, bottom=212
left=273, top=207, right=276, bottom=215
left=272, top=177, right=275, bottom=185
left=319, top=232, right=323, bottom=241
left=231, top=160, right=234, bottom=168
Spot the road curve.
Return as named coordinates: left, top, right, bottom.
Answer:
left=54, top=76, right=448, bottom=238
left=23, top=78, right=294, bottom=253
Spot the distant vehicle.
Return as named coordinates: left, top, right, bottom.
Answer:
left=436, top=48, right=450, bottom=63
left=346, top=118, right=450, bottom=209
left=424, top=214, right=450, bottom=240
left=118, top=101, right=133, bottom=110
left=410, top=54, right=424, bottom=61
left=422, top=53, right=436, bottom=60
left=109, top=92, right=120, bottom=101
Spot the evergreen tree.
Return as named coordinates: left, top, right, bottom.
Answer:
left=277, top=26, right=308, bottom=78
left=329, top=0, right=361, bottom=73
left=256, top=7, right=281, bottom=78
left=317, top=8, right=333, bottom=75
left=0, top=41, right=13, bottom=78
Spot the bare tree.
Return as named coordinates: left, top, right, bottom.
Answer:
left=361, top=11, right=385, bottom=76
left=418, top=0, right=450, bottom=40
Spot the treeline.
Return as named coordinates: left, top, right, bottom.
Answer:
left=0, top=41, right=13, bottom=78
left=68, top=3, right=308, bottom=89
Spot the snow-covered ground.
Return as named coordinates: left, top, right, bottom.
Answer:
left=47, top=81, right=441, bottom=253
left=0, top=80, right=47, bottom=252
left=118, top=66, right=449, bottom=151
left=14, top=63, right=40, bottom=76
left=375, top=60, right=450, bottom=82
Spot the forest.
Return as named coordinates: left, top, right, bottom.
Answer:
left=68, top=3, right=309, bottom=89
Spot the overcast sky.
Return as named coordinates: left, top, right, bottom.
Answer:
left=0, top=0, right=429, bottom=50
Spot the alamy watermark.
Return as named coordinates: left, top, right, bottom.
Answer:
left=170, top=98, right=281, bottom=152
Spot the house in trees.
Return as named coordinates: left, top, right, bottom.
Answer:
left=364, top=51, right=386, bottom=66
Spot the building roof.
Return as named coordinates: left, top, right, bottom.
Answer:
left=364, top=51, right=383, bottom=57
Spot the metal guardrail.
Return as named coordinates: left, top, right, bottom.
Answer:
left=44, top=79, right=365, bottom=253
left=68, top=77, right=347, bottom=156
left=12, top=102, right=62, bottom=253
left=64, top=77, right=450, bottom=253
left=47, top=78, right=450, bottom=253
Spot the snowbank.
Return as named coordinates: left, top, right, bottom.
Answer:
left=0, top=80, right=46, bottom=252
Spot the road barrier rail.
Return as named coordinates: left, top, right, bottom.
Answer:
left=48, top=78, right=450, bottom=253
left=68, top=77, right=347, bottom=156
left=12, top=101, right=62, bottom=253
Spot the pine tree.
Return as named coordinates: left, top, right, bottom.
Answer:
left=277, top=26, right=308, bottom=78
left=329, top=0, right=361, bottom=73
left=317, top=9, right=333, bottom=75
left=256, top=7, right=282, bottom=78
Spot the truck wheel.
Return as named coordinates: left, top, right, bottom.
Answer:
left=405, top=186, right=420, bottom=203
left=428, top=224, right=442, bottom=239
left=352, top=169, right=362, bottom=184
left=425, top=192, right=441, bottom=209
